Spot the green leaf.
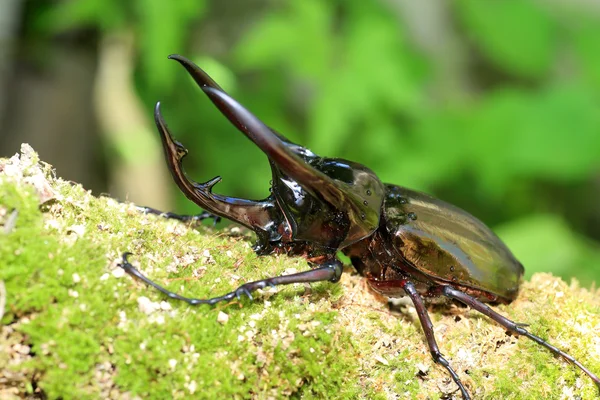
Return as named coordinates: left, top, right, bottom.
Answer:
left=136, top=0, right=207, bottom=91
left=509, top=85, right=600, bottom=180
left=307, top=3, right=423, bottom=154
left=570, top=19, right=600, bottom=91
left=235, top=0, right=332, bottom=80
left=390, top=109, right=469, bottom=191
left=463, top=85, right=600, bottom=196
left=34, top=0, right=125, bottom=33
left=456, top=0, right=555, bottom=77
left=463, top=89, right=530, bottom=195
left=497, top=214, right=600, bottom=287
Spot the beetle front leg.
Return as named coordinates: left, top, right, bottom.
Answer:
left=439, top=285, right=600, bottom=391
left=119, top=253, right=343, bottom=306
left=400, top=280, right=471, bottom=400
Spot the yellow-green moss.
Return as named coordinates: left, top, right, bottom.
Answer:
left=1, top=145, right=599, bottom=399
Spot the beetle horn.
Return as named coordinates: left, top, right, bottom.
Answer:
left=200, top=86, right=347, bottom=207
left=167, top=54, right=224, bottom=91
left=168, top=54, right=293, bottom=145
left=165, top=55, right=380, bottom=223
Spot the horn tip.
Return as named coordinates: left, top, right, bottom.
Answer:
left=154, top=102, right=166, bottom=126
left=168, top=54, right=192, bottom=66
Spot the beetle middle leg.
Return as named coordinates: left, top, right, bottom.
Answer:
left=438, top=285, right=600, bottom=390
left=119, top=253, right=343, bottom=306
left=135, top=206, right=221, bottom=226
left=400, top=280, right=472, bottom=400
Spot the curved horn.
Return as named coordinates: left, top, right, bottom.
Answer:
left=168, top=54, right=294, bottom=145
left=154, top=101, right=277, bottom=233
left=165, top=55, right=364, bottom=214
left=200, top=86, right=349, bottom=209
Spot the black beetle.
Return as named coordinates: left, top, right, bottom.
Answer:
left=120, top=55, right=600, bottom=399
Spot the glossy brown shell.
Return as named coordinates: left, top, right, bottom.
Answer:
left=383, top=185, right=524, bottom=301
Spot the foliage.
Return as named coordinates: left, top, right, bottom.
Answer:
left=32, top=1, right=600, bottom=286
left=36, top=0, right=206, bottom=92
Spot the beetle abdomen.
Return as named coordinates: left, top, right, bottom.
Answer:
left=383, top=185, right=524, bottom=302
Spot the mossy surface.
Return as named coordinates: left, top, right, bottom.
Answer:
left=1, top=145, right=599, bottom=400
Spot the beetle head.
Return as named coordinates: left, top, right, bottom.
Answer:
left=156, top=55, right=385, bottom=251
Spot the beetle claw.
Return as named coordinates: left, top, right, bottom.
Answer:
left=235, top=287, right=253, bottom=301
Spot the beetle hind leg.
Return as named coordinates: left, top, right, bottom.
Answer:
left=439, top=285, right=600, bottom=391
left=400, top=280, right=472, bottom=400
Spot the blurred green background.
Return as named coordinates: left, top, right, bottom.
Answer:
left=1, top=0, right=599, bottom=286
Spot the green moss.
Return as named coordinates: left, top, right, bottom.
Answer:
left=1, top=145, right=599, bottom=399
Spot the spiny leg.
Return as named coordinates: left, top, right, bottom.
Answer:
left=400, top=280, right=471, bottom=400
left=439, top=285, right=600, bottom=391
left=119, top=253, right=342, bottom=306
left=135, top=206, right=221, bottom=226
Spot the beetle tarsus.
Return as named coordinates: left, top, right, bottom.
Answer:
left=136, top=206, right=221, bottom=226
left=440, top=285, right=600, bottom=390
left=119, top=253, right=342, bottom=306
left=401, top=280, right=471, bottom=400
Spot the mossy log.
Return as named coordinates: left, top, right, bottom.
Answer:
left=1, top=145, right=599, bottom=399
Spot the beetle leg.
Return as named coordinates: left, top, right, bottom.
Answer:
left=136, top=206, right=221, bottom=226
left=439, top=285, right=600, bottom=390
left=119, top=253, right=343, bottom=306
left=400, top=280, right=472, bottom=400
left=155, top=102, right=278, bottom=237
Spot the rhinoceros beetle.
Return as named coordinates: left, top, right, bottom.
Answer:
left=120, top=54, right=600, bottom=399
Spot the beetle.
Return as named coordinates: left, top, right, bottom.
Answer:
left=120, top=54, right=600, bottom=399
